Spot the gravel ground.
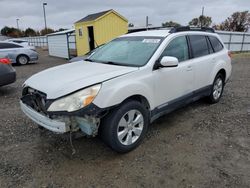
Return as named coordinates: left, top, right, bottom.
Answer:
left=0, top=49, right=249, bottom=188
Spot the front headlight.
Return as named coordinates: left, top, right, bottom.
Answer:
left=47, top=84, right=101, bottom=112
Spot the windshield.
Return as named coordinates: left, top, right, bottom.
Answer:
left=89, top=36, right=163, bottom=67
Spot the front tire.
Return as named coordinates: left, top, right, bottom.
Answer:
left=208, top=73, right=224, bottom=103
left=100, top=100, right=149, bottom=153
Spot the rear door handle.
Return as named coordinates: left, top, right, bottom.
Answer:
left=187, top=65, right=192, bottom=71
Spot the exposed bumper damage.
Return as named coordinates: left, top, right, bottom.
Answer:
left=20, top=101, right=101, bottom=135
left=20, top=101, right=69, bottom=133
left=20, top=88, right=104, bottom=136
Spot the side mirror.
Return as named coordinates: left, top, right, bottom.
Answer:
left=159, top=56, right=179, bottom=67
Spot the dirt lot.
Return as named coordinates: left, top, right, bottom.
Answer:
left=0, top=49, right=249, bottom=188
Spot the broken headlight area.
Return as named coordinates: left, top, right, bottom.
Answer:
left=21, top=87, right=103, bottom=136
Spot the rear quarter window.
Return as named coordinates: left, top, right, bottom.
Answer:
left=208, top=36, right=224, bottom=52
left=13, top=40, right=23, bottom=43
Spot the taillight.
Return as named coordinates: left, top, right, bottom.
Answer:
left=0, top=58, right=11, bottom=64
left=228, top=51, right=232, bottom=59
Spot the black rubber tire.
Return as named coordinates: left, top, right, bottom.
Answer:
left=17, top=55, right=29, bottom=65
left=99, top=100, right=149, bottom=153
left=208, top=73, right=225, bottom=104
left=38, top=126, right=45, bottom=130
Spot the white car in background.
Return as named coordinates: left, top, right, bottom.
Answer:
left=20, top=27, right=232, bottom=153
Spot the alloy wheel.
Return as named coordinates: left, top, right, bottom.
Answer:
left=213, top=77, right=223, bottom=100
left=117, top=109, right=144, bottom=146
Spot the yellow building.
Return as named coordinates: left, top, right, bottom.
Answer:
left=74, top=9, right=128, bottom=56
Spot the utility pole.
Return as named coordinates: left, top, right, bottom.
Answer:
left=201, top=6, right=204, bottom=28
left=146, top=16, right=149, bottom=30
left=16, top=19, right=19, bottom=30
left=43, top=2, right=47, bottom=34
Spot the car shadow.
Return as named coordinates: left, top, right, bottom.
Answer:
left=0, top=85, right=17, bottom=96
left=12, top=62, right=38, bottom=67
left=34, top=98, right=210, bottom=162
left=35, top=129, right=119, bottom=163
left=152, top=98, right=208, bottom=126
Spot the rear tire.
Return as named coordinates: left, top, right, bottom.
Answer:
left=100, top=100, right=149, bottom=153
left=208, top=73, right=224, bottom=103
left=17, top=55, right=29, bottom=65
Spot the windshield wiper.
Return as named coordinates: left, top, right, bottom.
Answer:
left=84, top=58, right=93, bottom=62
left=86, top=59, right=128, bottom=66
left=104, top=61, right=123, bottom=66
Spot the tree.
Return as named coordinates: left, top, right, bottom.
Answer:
left=40, top=28, right=54, bottom=35
left=162, top=21, right=181, bottom=27
left=1, top=26, right=22, bottom=37
left=189, top=15, right=212, bottom=27
left=36, top=30, right=41, bottom=36
left=1, top=26, right=10, bottom=36
left=128, top=23, right=134, bottom=27
left=24, top=28, right=36, bottom=37
left=189, top=18, right=199, bottom=26
left=214, top=11, right=250, bottom=32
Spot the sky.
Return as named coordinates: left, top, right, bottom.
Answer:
left=0, top=0, right=249, bottom=30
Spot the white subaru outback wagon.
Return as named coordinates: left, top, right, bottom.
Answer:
left=20, top=27, right=232, bottom=153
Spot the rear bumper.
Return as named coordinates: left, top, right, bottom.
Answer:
left=0, top=71, right=16, bottom=86
left=20, top=101, right=69, bottom=133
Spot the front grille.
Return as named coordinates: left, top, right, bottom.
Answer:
left=21, top=87, right=47, bottom=115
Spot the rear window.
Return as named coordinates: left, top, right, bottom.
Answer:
left=189, top=35, right=209, bottom=58
left=208, top=36, right=223, bottom=52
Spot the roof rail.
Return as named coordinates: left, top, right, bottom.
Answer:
left=169, top=26, right=215, bottom=33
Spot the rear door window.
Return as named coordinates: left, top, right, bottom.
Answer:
left=208, top=36, right=224, bottom=52
left=0, top=43, right=4, bottom=49
left=206, top=37, right=214, bottom=54
left=8, top=43, right=22, bottom=48
left=0, top=43, right=11, bottom=49
left=189, top=35, right=209, bottom=58
left=0, top=43, right=22, bottom=49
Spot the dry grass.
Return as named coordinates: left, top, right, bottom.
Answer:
left=232, top=52, right=250, bottom=58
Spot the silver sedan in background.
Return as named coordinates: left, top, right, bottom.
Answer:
left=0, top=42, right=38, bottom=65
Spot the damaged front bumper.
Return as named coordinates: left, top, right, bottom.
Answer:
left=20, top=101, right=101, bottom=136
left=20, top=101, right=69, bottom=133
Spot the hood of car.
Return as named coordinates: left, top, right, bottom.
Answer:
left=24, top=61, right=138, bottom=99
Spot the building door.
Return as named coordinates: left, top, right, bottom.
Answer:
left=87, top=26, right=95, bottom=51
